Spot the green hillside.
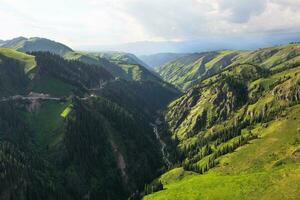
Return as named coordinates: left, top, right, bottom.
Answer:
left=1, top=37, right=73, bottom=56
left=0, top=49, right=113, bottom=97
left=156, top=51, right=238, bottom=90
left=144, top=44, right=300, bottom=199
left=145, top=105, right=300, bottom=199
left=0, top=48, right=36, bottom=74
left=96, top=52, right=149, bottom=67
left=89, top=52, right=161, bottom=82
left=157, top=43, right=300, bottom=91
left=2, top=37, right=163, bottom=83
left=64, top=51, right=130, bottom=78
left=65, top=51, right=163, bottom=82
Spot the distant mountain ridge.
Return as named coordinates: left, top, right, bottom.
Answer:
left=139, top=53, right=187, bottom=68
left=157, top=43, right=300, bottom=90
left=95, top=51, right=149, bottom=68
left=1, top=37, right=73, bottom=56
left=77, top=32, right=300, bottom=55
left=2, top=37, right=160, bottom=83
left=0, top=39, right=4, bottom=46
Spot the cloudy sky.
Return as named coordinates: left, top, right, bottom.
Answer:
left=1, top=0, right=300, bottom=47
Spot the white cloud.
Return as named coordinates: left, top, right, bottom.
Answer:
left=0, top=0, right=299, bottom=46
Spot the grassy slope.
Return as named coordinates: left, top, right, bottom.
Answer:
left=97, top=52, right=161, bottom=81
left=158, top=43, right=300, bottom=91
left=30, top=74, right=75, bottom=96
left=145, top=44, right=300, bottom=199
left=0, top=48, right=36, bottom=73
left=145, top=105, right=300, bottom=200
left=2, top=37, right=73, bottom=56
left=24, top=101, right=71, bottom=147
left=65, top=51, right=159, bottom=81
left=157, top=51, right=239, bottom=90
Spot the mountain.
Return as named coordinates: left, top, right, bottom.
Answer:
left=157, top=50, right=238, bottom=90
left=0, top=49, right=179, bottom=200
left=2, top=37, right=163, bottom=83
left=64, top=51, right=131, bottom=78
left=144, top=44, right=300, bottom=199
left=77, top=32, right=300, bottom=55
left=66, top=51, right=162, bottom=82
left=1, top=37, right=73, bottom=56
left=1, top=39, right=300, bottom=199
left=95, top=51, right=149, bottom=68
left=139, top=53, right=187, bottom=68
left=157, top=43, right=300, bottom=91
left=0, top=48, right=113, bottom=97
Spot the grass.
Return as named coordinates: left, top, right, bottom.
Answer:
left=205, top=50, right=236, bottom=70
left=145, top=166, right=300, bottom=200
left=215, top=105, right=300, bottom=174
left=145, top=105, right=300, bottom=200
left=158, top=43, right=300, bottom=91
left=61, top=104, right=73, bottom=118
left=31, top=74, right=75, bottom=96
left=0, top=48, right=36, bottom=74
left=119, top=64, right=142, bottom=80
left=24, top=101, right=69, bottom=147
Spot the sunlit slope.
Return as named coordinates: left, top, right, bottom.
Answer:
left=145, top=105, right=300, bottom=200
left=2, top=36, right=164, bottom=83
left=156, top=50, right=239, bottom=90
left=1, top=37, right=73, bottom=56
left=157, top=43, right=300, bottom=90
left=65, top=51, right=162, bottom=82
left=0, top=48, right=36, bottom=73
left=145, top=47, right=300, bottom=199
left=166, top=64, right=300, bottom=172
left=93, top=52, right=161, bottom=82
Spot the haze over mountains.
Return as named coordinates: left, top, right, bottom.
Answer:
left=77, top=32, right=300, bottom=55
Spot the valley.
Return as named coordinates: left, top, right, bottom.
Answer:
left=0, top=37, right=299, bottom=200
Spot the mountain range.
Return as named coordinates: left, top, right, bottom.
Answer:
left=77, top=31, right=300, bottom=55
left=0, top=36, right=299, bottom=200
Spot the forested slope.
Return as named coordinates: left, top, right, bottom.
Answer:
left=0, top=49, right=179, bottom=199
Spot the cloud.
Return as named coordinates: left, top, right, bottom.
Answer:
left=122, top=0, right=212, bottom=40
left=0, top=0, right=300, bottom=46
left=121, top=0, right=300, bottom=41
left=218, top=0, right=268, bottom=23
